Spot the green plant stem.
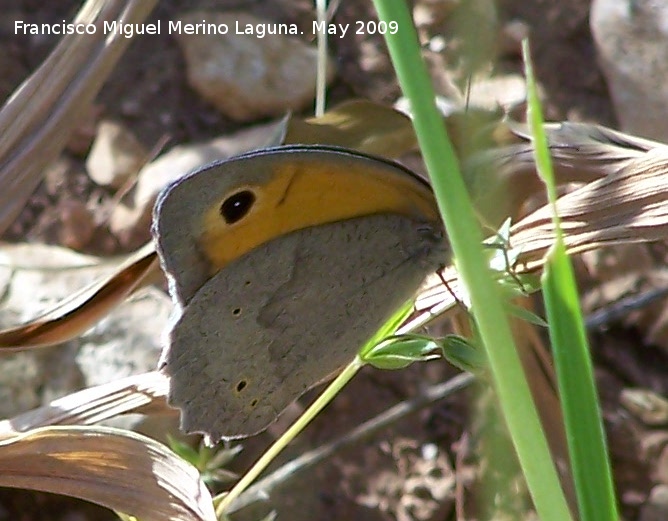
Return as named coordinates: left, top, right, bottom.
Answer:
left=372, top=2, right=572, bottom=520
left=214, top=357, right=364, bottom=517
left=524, top=40, right=619, bottom=521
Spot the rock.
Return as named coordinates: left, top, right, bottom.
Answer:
left=640, top=485, right=668, bottom=521
left=66, top=104, right=103, bottom=157
left=86, top=120, right=147, bottom=188
left=0, top=244, right=171, bottom=418
left=591, top=0, right=668, bottom=141
left=43, top=156, right=77, bottom=196
left=657, top=445, right=668, bottom=485
left=0, top=352, right=43, bottom=419
left=466, top=73, right=526, bottom=111
left=57, top=199, right=96, bottom=251
left=75, top=288, right=171, bottom=387
left=174, top=11, right=335, bottom=122
left=497, top=20, right=529, bottom=59
left=640, top=432, right=668, bottom=462
left=110, top=118, right=286, bottom=249
left=395, top=72, right=525, bottom=115
left=413, top=0, right=458, bottom=28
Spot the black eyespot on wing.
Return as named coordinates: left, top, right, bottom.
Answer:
left=236, top=380, right=247, bottom=392
left=220, top=190, right=256, bottom=224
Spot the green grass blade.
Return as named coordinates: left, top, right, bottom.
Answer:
left=372, top=2, right=572, bottom=520
left=523, top=40, right=620, bottom=521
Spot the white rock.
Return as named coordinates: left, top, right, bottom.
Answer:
left=591, top=0, right=668, bottom=141
left=640, top=485, right=668, bottom=521
left=395, top=73, right=525, bottom=115
left=86, top=120, right=147, bottom=188
left=466, top=73, right=526, bottom=111
left=174, top=11, right=335, bottom=122
left=76, top=288, right=171, bottom=386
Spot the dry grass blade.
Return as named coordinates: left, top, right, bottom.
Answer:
left=284, top=99, right=417, bottom=157
left=510, top=147, right=668, bottom=269
left=0, top=0, right=157, bottom=234
left=0, top=245, right=160, bottom=351
left=417, top=139, right=668, bottom=315
left=0, top=426, right=215, bottom=521
left=0, top=371, right=171, bottom=437
left=466, top=121, right=662, bottom=228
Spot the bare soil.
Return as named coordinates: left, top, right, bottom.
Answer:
left=0, top=1, right=665, bottom=520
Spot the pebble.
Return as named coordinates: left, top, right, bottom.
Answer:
left=640, top=485, right=668, bottom=521
left=591, top=0, right=668, bottom=141
left=86, top=120, right=147, bottom=189
left=657, top=445, right=668, bottom=485
left=66, top=104, right=102, bottom=157
left=174, top=10, right=334, bottom=122
left=56, top=199, right=96, bottom=251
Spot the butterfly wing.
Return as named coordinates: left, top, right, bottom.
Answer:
left=162, top=214, right=443, bottom=441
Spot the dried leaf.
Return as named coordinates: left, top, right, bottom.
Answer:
left=0, top=426, right=215, bottom=521
left=465, top=120, right=662, bottom=227
left=510, top=148, right=668, bottom=269
left=0, top=371, right=171, bottom=437
left=416, top=144, right=668, bottom=314
left=0, top=0, right=157, bottom=234
left=0, top=244, right=159, bottom=351
left=284, top=99, right=417, bottom=157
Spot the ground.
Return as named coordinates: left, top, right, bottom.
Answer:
left=0, top=1, right=666, bottom=520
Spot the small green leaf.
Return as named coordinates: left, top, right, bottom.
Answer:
left=205, top=444, right=243, bottom=471
left=483, top=220, right=527, bottom=282
left=363, top=334, right=441, bottom=369
left=202, top=468, right=239, bottom=487
left=167, top=435, right=201, bottom=467
left=357, top=300, right=414, bottom=358
left=507, top=303, right=548, bottom=328
left=440, top=335, right=487, bottom=374
left=497, top=272, right=541, bottom=295
left=115, top=514, right=138, bottom=521
left=483, top=217, right=512, bottom=247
